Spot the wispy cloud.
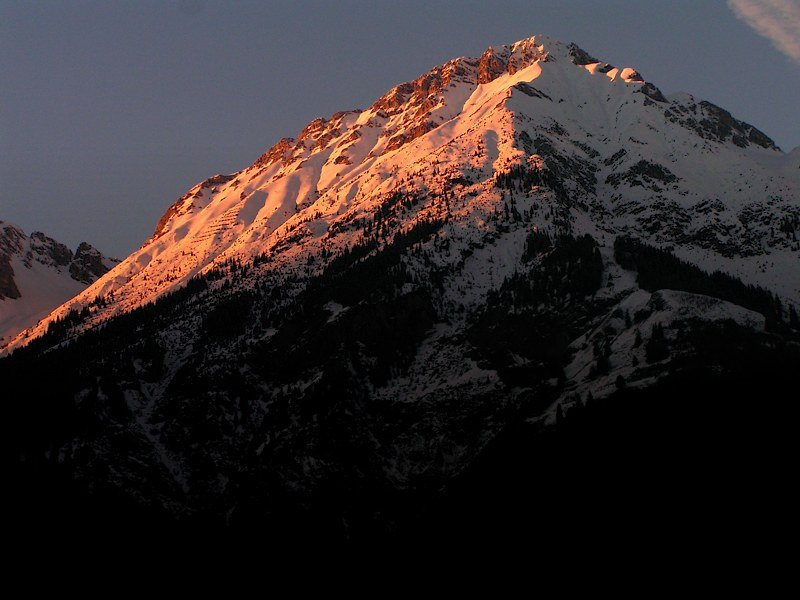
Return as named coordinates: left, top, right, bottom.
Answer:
left=728, top=1, right=800, bottom=64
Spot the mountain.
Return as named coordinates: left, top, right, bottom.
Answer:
left=5, top=36, right=798, bottom=354
left=5, top=35, right=799, bottom=549
left=0, top=221, right=118, bottom=344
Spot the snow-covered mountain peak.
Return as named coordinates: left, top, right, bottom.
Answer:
left=4, top=33, right=798, bottom=353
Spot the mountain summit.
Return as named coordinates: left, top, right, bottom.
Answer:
left=5, top=35, right=799, bottom=546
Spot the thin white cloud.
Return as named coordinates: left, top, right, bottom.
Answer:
left=728, top=0, right=800, bottom=64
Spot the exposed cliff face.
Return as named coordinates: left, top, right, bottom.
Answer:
left=0, top=222, right=26, bottom=258
left=664, top=97, right=779, bottom=150
left=25, top=232, right=73, bottom=269
left=70, top=242, right=115, bottom=284
left=0, top=255, right=20, bottom=300
left=0, top=223, right=25, bottom=300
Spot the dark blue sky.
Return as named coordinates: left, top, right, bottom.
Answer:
left=2, top=0, right=799, bottom=257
